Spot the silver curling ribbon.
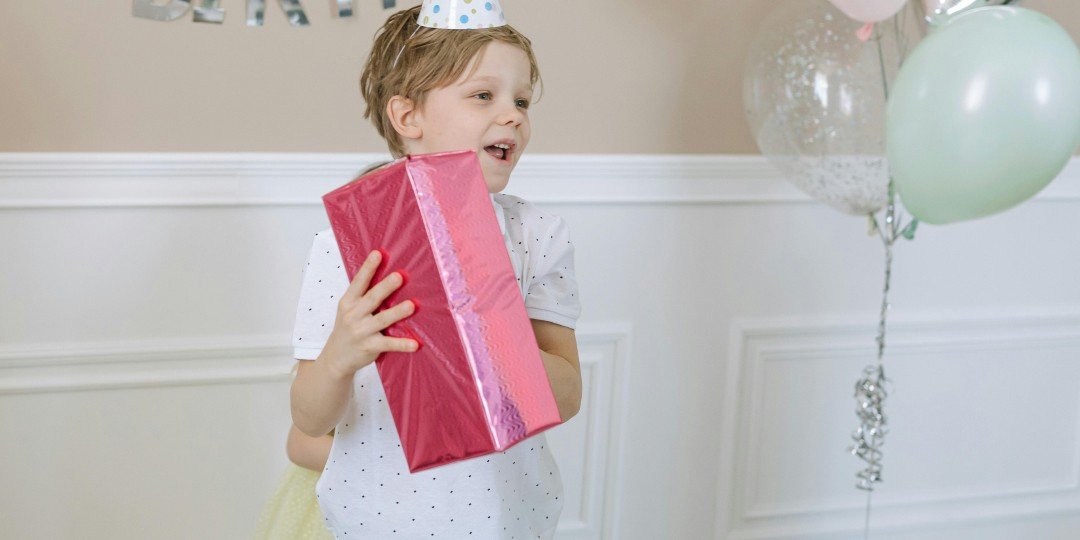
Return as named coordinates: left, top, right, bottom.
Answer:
left=247, top=0, right=309, bottom=26
left=133, top=0, right=191, bottom=21
left=193, top=0, right=225, bottom=23
left=850, top=363, right=890, bottom=490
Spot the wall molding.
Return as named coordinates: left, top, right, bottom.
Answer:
left=554, top=322, right=633, bottom=540
left=1, top=153, right=1078, bottom=208
left=715, top=309, right=1080, bottom=539
left=0, top=320, right=632, bottom=540
left=0, top=334, right=292, bottom=395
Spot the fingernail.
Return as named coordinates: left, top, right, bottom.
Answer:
left=369, top=250, right=381, bottom=261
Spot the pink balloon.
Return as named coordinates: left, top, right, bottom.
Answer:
left=828, top=0, right=909, bottom=22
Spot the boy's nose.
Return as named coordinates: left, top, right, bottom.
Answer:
left=497, top=103, right=525, bottom=126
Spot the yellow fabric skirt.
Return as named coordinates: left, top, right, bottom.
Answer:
left=253, top=463, right=335, bottom=540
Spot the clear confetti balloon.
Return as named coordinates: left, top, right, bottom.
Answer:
left=744, top=0, right=904, bottom=215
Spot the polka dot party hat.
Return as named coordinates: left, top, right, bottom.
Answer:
left=417, top=0, right=506, bottom=29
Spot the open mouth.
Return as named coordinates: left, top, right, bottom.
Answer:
left=483, top=142, right=514, bottom=162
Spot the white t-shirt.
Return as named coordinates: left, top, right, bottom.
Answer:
left=291, top=192, right=582, bottom=539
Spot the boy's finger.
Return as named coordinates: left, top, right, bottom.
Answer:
left=373, top=336, right=420, bottom=353
left=357, top=270, right=406, bottom=315
left=370, top=299, right=417, bottom=331
left=345, top=250, right=383, bottom=301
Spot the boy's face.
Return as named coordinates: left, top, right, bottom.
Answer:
left=399, top=41, right=533, bottom=193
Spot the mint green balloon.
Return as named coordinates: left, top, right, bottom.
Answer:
left=886, top=6, right=1080, bottom=224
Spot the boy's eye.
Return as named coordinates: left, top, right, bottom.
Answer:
left=473, top=92, right=529, bottom=109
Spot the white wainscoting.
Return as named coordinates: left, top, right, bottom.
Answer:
left=718, top=312, right=1080, bottom=540
left=0, top=323, right=630, bottom=540
left=1, top=154, right=1079, bottom=540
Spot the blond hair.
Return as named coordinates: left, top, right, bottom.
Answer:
left=359, top=5, right=543, bottom=158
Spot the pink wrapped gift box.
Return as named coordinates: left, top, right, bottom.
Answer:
left=322, top=149, right=562, bottom=473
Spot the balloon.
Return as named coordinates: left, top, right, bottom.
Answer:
left=744, top=0, right=903, bottom=215
left=922, top=0, right=1020, bottom=25
left=886, top=6, right=1080, bottom=224
left=829, top=0, right=908, bottom=23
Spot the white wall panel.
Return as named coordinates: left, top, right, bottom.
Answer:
left=2, top=154, right=1078, bottom=539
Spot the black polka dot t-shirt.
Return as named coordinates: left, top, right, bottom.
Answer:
left=290, top=193, right=581, bottom=539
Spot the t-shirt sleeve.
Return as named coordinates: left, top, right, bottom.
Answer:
left=524, top=214, right=582, bottom=330
left=291, top=231, right=347, bottom=360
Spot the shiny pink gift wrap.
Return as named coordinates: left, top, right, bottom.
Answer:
left=322, top=149, right=562, bottom=473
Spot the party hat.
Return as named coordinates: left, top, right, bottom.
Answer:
left=417, top=0, right=506, bottom=29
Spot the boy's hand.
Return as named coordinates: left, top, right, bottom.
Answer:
left=323, top=249, right=419, bottom=378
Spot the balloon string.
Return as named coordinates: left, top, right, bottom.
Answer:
left=875, top=25, right=891, bottom=100
left=865, top=489, right=873, bottom=540
left=852, top=19, right=911, bottom=540
left=895, top=5, right=907, bottom=62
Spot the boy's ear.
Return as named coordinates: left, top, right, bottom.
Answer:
left=386, top=95, right=422, bottom=141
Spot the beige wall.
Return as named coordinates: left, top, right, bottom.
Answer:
left=1, top=0, right=1077, bottom=154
